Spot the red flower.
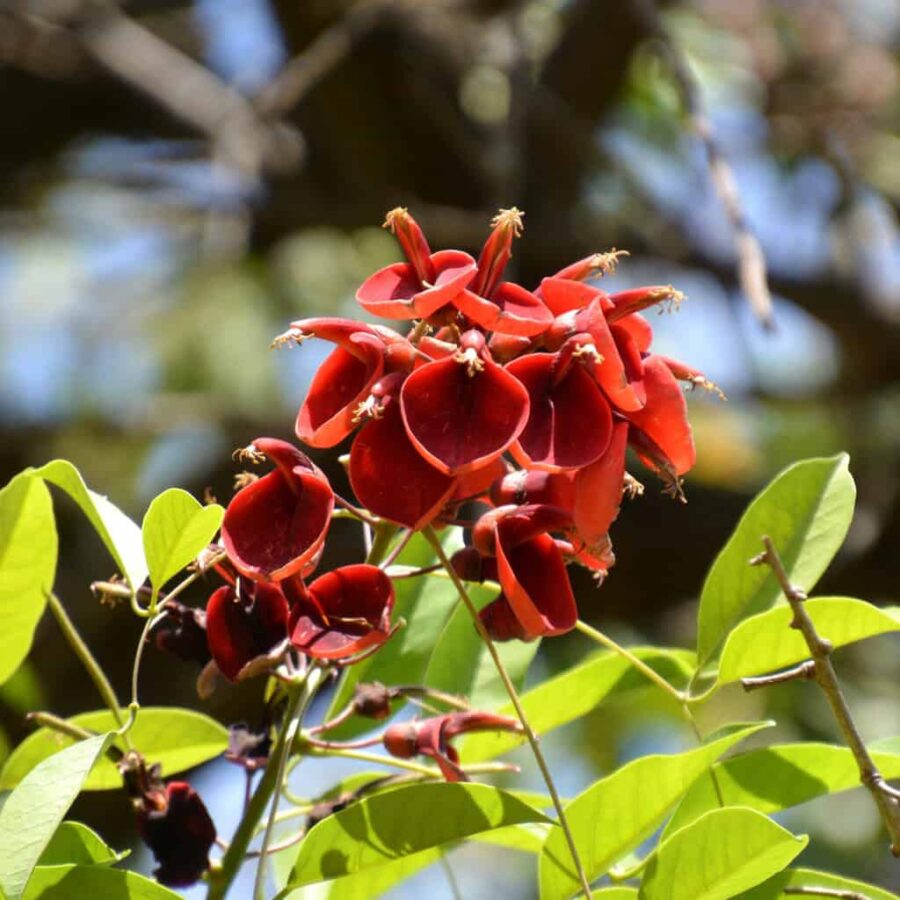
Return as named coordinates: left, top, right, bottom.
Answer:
left=356, top=208, right=476, bottom=320
left=221, top=438, right=333, bottom=582
left=473, top=504, right=578, bottom=640
left=205, top=581, right=289, bottom=681
left=455, top=209, right=553, bottom=336
left=349, top=374, right=456, bottom=529
left=383, top=711, right=522, bottom=781
left=136, top=782, right=216, bottom=887
left=625, top=355, right=696, bottom=479
left=289, top=564, right=395, bottom=662
left=506, top=339, right=613, bottom=471
left=400, top=330, right=530, bottom=475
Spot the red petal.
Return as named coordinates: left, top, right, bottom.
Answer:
left=507, top=353, right=612, bottom=471
left=489, top=469, right=576, bottom=511
left=480, top=594, right=531, bottom=641
left=418, top=250, right=477, bottom=317
left=574, top=421, right=628, bottom=543
left=451, top=456, right=508, bottom=502
left=349, top=399, right=455, bottom=529
left=205, top=584, right=289, bottom=681
left=496, top=532, right=577, bottom=638
left=626, top=355, right=695, bottom=476
left=574, top=301, right=645, bottom=412
left=539, top=278, right=612, bottom=316
left=400, top=355, right=529, bottom=475
left=455, top=282, right=552, bottom=337
left=222, top=445, right=333, bottom=582
left=290, top=564, right=394, bottom=661
left=614, top=312, right=653, bottom=353
left=295, top=337, right=384, bottom=447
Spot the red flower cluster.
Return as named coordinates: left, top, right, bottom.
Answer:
left=196, top=438, right=396, bottom=682
left=272, top=207, right=709, bottom=642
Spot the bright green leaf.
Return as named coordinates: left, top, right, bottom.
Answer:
left=742, top=867, right=900, bottom=900
left=424, top=580, right=540, bottom=709
left=716, top=598, right=900, bottom=687
left=696, top=455, right=855, bottom=669
left=0, top=733, right=110, bottom=900
left=37, top=821, right=125, bottom=867
left=34, top=460, right=147, bottom=592
left=640, top=807, right=807, bottom=900
left=22, top=865, right=180, bottom=899
left=591, top=891, right=638, bottom=899
left=538, top=722, right=771, bottom=900
left=663, top=741, right=900, bottom=838
left=324, top=533, right=462, bottom=739
left=0, top=708, right=227, bottom=791
left=462, top=648, right=695, bottom=763
left=142, top=489, right=223, bottom=603
left=287, top=782, right=552, bottom=888
left=0, top=474, right=57, bottom=686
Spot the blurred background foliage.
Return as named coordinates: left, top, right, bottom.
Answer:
left=1, top=0, right=899, bottom=895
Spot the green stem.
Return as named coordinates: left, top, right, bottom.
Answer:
left=574, top=620, right=723, bottom=804
left=575, top=620, right=684, bottom=702
left=47, top=592, right=129, bottom=744
left=366, top=521, right=399, bottom=566
left=252, top=669, right=322, bottom=900
left=425, top=527, right=594, bottom=900
left=208, top=670, right=320, bottom=900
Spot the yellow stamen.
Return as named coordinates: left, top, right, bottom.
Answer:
left=271, top=327, right=310, bottom=350
left=490, top=207, right=524, bottom=237
left=383, top=207, right=409, bottom=232
left=453, top=346, right=485, bottom=377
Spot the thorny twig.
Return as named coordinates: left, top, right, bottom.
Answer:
left=633, top=0, right=774, bottom=330
left=751, top=535, right=900, bottom=855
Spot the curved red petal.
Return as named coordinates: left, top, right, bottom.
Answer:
left=291, top=564, right=394, bottom=661
left=574, top=301, right=644, bottom=412
left=626, top=354, right=696, bottom=476
left=507, top=353, right=613, bottom=471
left=574, top=420, right=628, bottom=543
left=490, top=469, right=576, bottom=510
left=205, top=584, right=289, bottom=681
left=400, top=356, right=529, bottom=475
left=614, top=312, right=653, bottom=353
left=496, top=532, right=577, bottom=638
left=349, top=399, right=455, bottom=529
left=539, top=277, right=611, bottom=316
left=413, top=250, right=477, bottom=318
left=355, top=262, right=422, bottom=319
left=222, top=463, right=333, bottom=582
left=451, top=456, right=508, bottom=502
left=480, top=594, right=532, bottom=642
left=489, top=282, right=553, bottom=337
left=295, top=340, right=384, bottom=447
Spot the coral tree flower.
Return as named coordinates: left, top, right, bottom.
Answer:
left=400, top=330, right=529, bottom=475
left=281, top=318, right=417, bottom=448
left=349, top=374, right=456, bottom=529
left=356, top=208, right=476, bottom=320
left=472, top=504, right=578, bottom=640
left=136, top=782, right=216, bottom=887
left=383, top=711, right=522, bottom=781
left=289, top=564, right=395, bottom=662
left=221, top=438, right=333, bottom=582
left=205, top=581, right=289, bottom=681
left=455, top=209, right=553, bottom=336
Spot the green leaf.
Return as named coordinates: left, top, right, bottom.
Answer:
left=716, top=598, right=900, bottom=687
left=424, top=580, right=540, bottom=709
left=591, top=891, right=638, bottom=899
left=663, top=741, right=900, bottom=838
left=696, top=455, right=855, bottom=669
left=0, top=474, right=57, bottom=685
left=462, top=648, right=695, bottom=763
left=22, top=865, right=180, bottom=899
left=142, top=488, right=223, bottom=603
left=33, top=460, right=146, bottom=592
left=0, top=708, right=227, bottom=791
left=324, top=533, right=462, bottom=739
left=282, top=848, right=442, bottom=900
left=742, top=867, right=900, bottom=900
left=639, top=807, right=807, bottom=900
left=37, top=822, right=125, bottom=867
left=538, top=721, right=771, bottom=900
left=287, top=782, right=552, bottom=888
left=0, top=733, right=111, bottom=900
